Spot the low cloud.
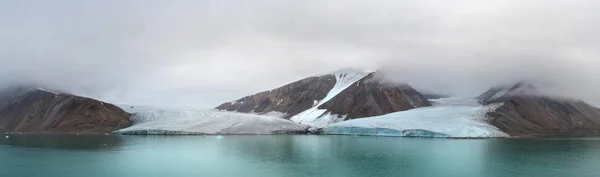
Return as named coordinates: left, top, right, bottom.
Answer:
left=1, top=0, right=599, bottom=107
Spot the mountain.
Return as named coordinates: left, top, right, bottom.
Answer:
left=309, top=72, right=431, bottom=119
left=324, top=82, right=600, bottom=138
left=477, top=81, right=537, bottom=104
left=479, top=83, right=600, bottom=137
left=216, top=68, right=431, bottom=127
left=0, top=87, right=131, bottom=133
left=215, top=72, right=338, bottom=119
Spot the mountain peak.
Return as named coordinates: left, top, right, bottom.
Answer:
left=313, top=67, right=375, bottom=77
left=499, top=81, right=538, bottom=94
left=216, top=67, right=430, bottom=127
left=330, top=67, right=375, bottom=74
left=36, top=88, right=61, bottom=95
left=477, top=81, right=540, bottom=104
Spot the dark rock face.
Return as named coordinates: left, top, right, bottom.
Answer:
left=216, top=75, right=336, bottom=119
left=0, top=89, right=131, bottom=133
left=0, top=86, right=36, bottom=110
left=478, top=83, right=600, bottom=137
left=486, top=96, right=600, bottom=137
left=317, top=73, right=431, bottom=119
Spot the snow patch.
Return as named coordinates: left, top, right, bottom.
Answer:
left=37, top=88, right=59, bottom=95
left=490, top=88, right=511, bottom=100
left=323, top=97, right=509, bottom=138
left=290, top=69, right=370, bottom=127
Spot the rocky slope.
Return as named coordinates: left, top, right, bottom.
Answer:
left=315, top=73, right=431, bottom=119
left=477, top=82, right=537, bottom=104
left=216, top=68, right=431, bottom=127
left=0, top=88, right=131, bottom=133
left=215, top=74, right=336, bottom=118
left=480, top=83, right=600, bottom=137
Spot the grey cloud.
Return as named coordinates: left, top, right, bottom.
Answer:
left=1, top=0, right=599, bottom=108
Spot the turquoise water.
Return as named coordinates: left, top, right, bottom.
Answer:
left=1, top=134, right=600, bottom=177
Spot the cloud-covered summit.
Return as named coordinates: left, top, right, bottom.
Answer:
left=1, top=0, right=599, bottom=107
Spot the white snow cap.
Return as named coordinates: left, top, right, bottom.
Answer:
left=330, top=67, right=375, bottom=74
left=36, top=88, right=60, bottom=95
left=314, top=67, right=375, bottom=77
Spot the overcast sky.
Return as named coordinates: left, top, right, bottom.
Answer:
left=1, top=0, right=599, bottom=108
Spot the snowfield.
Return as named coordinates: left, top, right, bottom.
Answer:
left=114, top=107, right=309, bottom=135
left=323, top=97, right=509, bottom=138
left=290, top=68, right=370, bottom=127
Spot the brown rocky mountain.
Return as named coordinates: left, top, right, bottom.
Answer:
left=477, top=81, right=537, bottom=105
left=216, top=69, right=431, bottom=125
left=0, top=88, right=131, bottom=133
left=316, top=73, right=431, bottom=119
left=215, top=74, right=337, bottom=118
left=480, top=83, right=600, bottom=137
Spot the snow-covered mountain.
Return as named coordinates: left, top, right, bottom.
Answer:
left=325, top=82, right=600, bottom=137
left=216, top=68, right=431, bottom=127
left=4, top=75, right=599, bottom=138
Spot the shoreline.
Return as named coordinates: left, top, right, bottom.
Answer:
left=3, top=131, right=600, bottom=140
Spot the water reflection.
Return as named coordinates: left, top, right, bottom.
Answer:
left=219, top=136, right=485, bottom=177
left=0, top=133, right=125, bottom=150
left=2, top=134, right=600, bottom=177
left=482, top=138, right=600, bottom=177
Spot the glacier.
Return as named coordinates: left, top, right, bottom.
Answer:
left=322, top=97, right=509, bottom=138
left=114, top=106, right=309, bottom=135
left=290, top=68, right=370, bottom=128
left=323, top=127, right=450, bottom=138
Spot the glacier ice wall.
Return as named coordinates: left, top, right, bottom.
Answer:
left=323, top=127, right=450, bottom=138
left=114, top=107, right=309, bottom=135
left=323, top=97, right=509, bottom=138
